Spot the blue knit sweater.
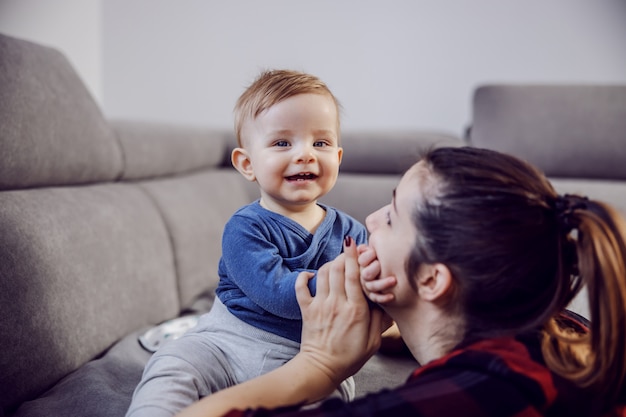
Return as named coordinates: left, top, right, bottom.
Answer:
left=216, top=200, right=368, bottom=342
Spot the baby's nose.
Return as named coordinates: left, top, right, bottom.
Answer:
left=296, top=145, right=315, bottom=163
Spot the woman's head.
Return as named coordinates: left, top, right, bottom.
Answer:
left=369, top=146, right=581, bottom=341
left=370, top=146, right=626, bottom=404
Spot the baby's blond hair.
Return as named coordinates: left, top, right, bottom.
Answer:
left=233, top=69, right=340, bottom=146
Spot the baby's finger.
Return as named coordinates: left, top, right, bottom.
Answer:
left=364, top=275, right=397, bottom=293
left=357, top=246, right=377, bottom=267
left=368, top=292, right=395, bottom=304
left=360, top=259, right=381, bottom=282
left=295, top=271, right=315, bottom=308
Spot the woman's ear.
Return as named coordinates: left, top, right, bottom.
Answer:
left=416, top=263, right=453, bottom=302
left=231, top=148, right=256, bottom=182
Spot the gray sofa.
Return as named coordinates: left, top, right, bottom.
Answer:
left=1, top=32, right=625, bottom=416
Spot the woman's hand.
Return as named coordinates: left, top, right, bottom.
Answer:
left=295, top=237, right=385, bottom=388
left=357, top=244, right=397, bottom=304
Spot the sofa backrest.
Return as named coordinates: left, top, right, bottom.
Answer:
left=470, top=84, right=626, bottom=180
left=469, top=84, right=626, bottom=216
left=0, top=34, right=123, bottom=190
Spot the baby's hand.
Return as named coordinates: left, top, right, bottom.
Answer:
left=357, top=244, right=397, bottom=304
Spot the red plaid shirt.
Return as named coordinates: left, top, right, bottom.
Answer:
left=226, top=313, right=625, bottom=417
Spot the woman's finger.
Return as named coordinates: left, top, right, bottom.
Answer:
left=343, top=238, right=365, bottom=301
left=315, top=262, right=331, bottom=298
left=328, top=252, right=347, bottom=298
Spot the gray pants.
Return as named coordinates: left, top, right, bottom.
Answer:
left=126, top=298, right=355, bottom=417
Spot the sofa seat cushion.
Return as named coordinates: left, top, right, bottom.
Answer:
left=0, top=184, right=180, bottom=412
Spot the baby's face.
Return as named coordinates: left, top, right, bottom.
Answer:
left=240, top=93, right=343, bottom=213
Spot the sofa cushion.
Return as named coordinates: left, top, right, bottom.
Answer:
left=0, top=34, right=123, bottom=190
left=140, top=170, right=256, bottom=309
left=470, top=84, right=626, bottom=180
left=0, top=184, right=179, bottom=412
left=11, top=330, right=152, bottom=417
left=339, top=131, right=462, bottom=175
left=111, top=120, right=234, bottom=181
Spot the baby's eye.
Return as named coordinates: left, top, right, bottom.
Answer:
left=313, top=140, right=330, bottom=147
left=274, top=140, right=290, bottom=147
left=386, top=211, right=391, bottom=226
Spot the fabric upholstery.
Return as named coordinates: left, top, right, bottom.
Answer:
left=140, top=170, right=255, bottom=309
left=0, top=34, right=123, bottom=190
left=11, top=330, right=152, bottom=417
left=111, top=120, right=233, bottom=180
left=339, top=131, right=462, bottom=174
left=470, top=84, right=626, bottom=180
left=0, top=184, right=179, bottom=412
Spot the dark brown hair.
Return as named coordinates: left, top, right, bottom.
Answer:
left=408, top=146, right=626, bottom=408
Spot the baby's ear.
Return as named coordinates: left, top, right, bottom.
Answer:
left=337, top=147, right=344, bottom=165
left=231, top=148, right=256, bottom=182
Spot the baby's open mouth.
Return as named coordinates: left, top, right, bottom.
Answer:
left=285, top=173, right=317, bottom=181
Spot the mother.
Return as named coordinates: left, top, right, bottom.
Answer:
left=178, top=146, right=626, bottom=417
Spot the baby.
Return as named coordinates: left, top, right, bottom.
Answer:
left=126, top=69, right=367, bottom=417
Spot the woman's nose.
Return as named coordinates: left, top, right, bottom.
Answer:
left=365, top=205, right=388, bottom=233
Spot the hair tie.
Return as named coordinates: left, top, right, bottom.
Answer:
left=554, top=194, right=588, bottom=234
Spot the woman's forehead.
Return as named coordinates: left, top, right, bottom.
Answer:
left=397, top=162, right=434, bottom=208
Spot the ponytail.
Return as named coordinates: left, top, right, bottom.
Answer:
left=543, top=198, right=626, bottom=407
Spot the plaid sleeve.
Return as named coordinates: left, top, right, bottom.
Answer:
left=232, top=368, right=544, bottom=417
left=232, top=337, right=554, bottom=417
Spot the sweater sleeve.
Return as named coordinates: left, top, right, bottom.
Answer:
left=220, top=214, right=316, bottom=320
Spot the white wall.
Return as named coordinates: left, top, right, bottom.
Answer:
left=1, top=1, right=624, bottom=136
left=102, top=0, right=626, bottom=136
left=0, top=0, right=103, bottom=103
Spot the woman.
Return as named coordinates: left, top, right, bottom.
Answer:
left=178, top=147, right=626, bottom=417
